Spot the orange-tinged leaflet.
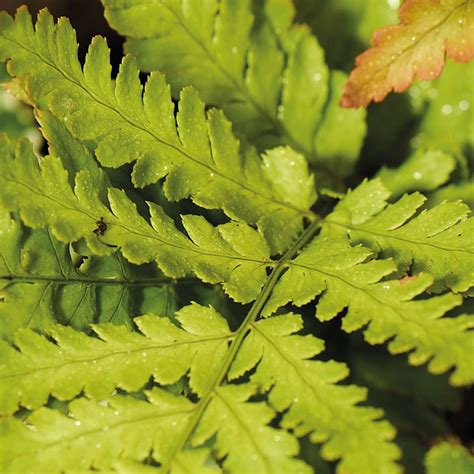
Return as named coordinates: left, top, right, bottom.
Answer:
left=342, top=0, right=474, bottom=108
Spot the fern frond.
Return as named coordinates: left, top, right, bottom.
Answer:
left=376, top=148, right=456, bottom=199
left=0, top=7, right=317, bottom=252
left=0, top=384, right=310, bottom=473
left=0, top=211, right=179, bottom=336
left=0, top=304, right=231, bottom=415
left=428, top=181, right=474, bottom=210
left=193, top=383, right=311, bottom=473
left=326, top=179, right=474, bottom=293
left=425, top=441, right=474, bottom=474
left=0, top=389, right=211, bottom=473
left=1, top=304, right=400, bottom=472
left=229, top=313, right=400, bottom=473
left=102, top=0, right=366, bottom=178
left=0, top=135, right=273, bottom=303
left=415, top=61, right=474, bottom=158
left=264, top=233, right=473, bottom=385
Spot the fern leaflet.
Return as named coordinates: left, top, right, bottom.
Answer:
left=102, top=0, right=367, bottom=179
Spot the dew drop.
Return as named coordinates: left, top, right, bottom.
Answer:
left=231, top=46, right=238, bottom=55
left=274, top=435, right=281, bottom=442
left=114, top=410, right=120, bottom=416
left=459, top=100, right=470, bottom=111
left=441, top=104, right=453, bottom=115
left=74, top=420, right=81, bottom=427
left=413, top=171, right=422, bottom=180
left=313, top=72, right=322, bottom=81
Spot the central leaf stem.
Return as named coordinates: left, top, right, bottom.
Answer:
left=161, top=218, right=322, bottom=470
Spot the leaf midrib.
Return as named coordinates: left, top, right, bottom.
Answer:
left=357, top=1, right=470, bottom=89
left=1, top=32, right=315, bottom=220
left=1, top=333, right=232, bottom=379
left=159, top=219, right=321, bottom=471
left=326, top=218, right=474, bottom=255
left=0, top=172, right=275, bottom=265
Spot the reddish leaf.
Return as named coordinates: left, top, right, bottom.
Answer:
left=342, top=0, right=474, bottom=108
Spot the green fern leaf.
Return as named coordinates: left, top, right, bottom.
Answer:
left=1, top=304, right=401, bottom=472
left=414, top=61, right=474, bottom=160
left=428, top=181, right=474, bottom=211
left=193, top=384, right=311, bottom=473
left=0, top=7, right=316, bottom=252
left=325, top=179, right=474, bottom=293
left=0, top=389, right=212, bottom=473
left=0, top=135, right=273, bottom=303
left=0, top=304, right=231, bottom=415
left=376, top=148, right=456, bottom=199
left=229, top=313, right=400, bottom=473
left=0, top=385, right=308, bottom=473
left=425, top=441, right=474, bottom=474
left=264, top=232, right=473, bottom=385
left=0, top=211, right=181, bottom=336
left=102, top=0, right=366, bottom=178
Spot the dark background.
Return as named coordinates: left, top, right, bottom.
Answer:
left=3, top=0, right=123, bottom=65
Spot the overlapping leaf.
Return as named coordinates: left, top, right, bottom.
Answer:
left=0, top=135, right=273, bottom=303
left=0, top=304, right=231, bottom=415
left=102, top=0, right=366, bottom=177
left=0, top=3, right=472, bottom=473
left=325, top=179, right=474, bottom=293
left=0, top=211, right=181, bottom=336
left=294, top=0, right=398, bottom=69
left=425, top=441, right=474, bottom=474
left=412, top=61, right=474, bottom=154
left=0, top=384, right=309, bottom=474
left=342, top=0, right=474, bottom=107
left=428, top=181, right=474, bottom=210
left=193, top=384, right=310, bottom=474
left=229, top=313, right=400, bottom=473
left=264, top=232, right=473, bottom=385
left=0, top=7, right=317, bottom=252
left=1, top=304, right=307, bottom=472
left=0, top=389, right=209, bottom=473
left=0, top=305, right=401, bottom=473
left=377, top=148, right=456, bottom=199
